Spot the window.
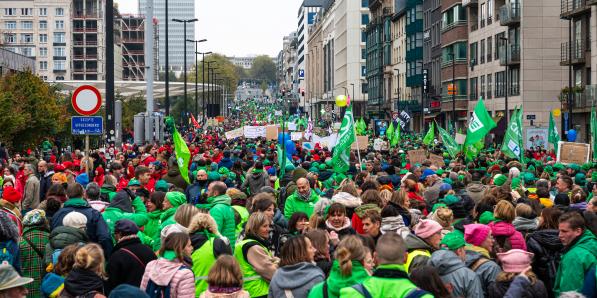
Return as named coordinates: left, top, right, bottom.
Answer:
left=21, top=47, right=33, bottom=56
left=39, top=34, right=47, bottom=43
left=55, top=20, right=64, bottom=29
left=361, top=48, right=366, bottom=60
left=21, top=34, right=33, bottom=43
left=480, top=3, right=486, bottom=27
left=39, top=20, right=47, bottom=29
left=5, top=21, right=16, bottom=29
left=21, top=21, right=33, bottom=29
left=53, top=32, right=65, bottom=43
left=54, top=47, right=65, bottom=57
left=39, top=61, right=48, bottom=70
left=441, top=5, right=466, bottom=30
left=4, top=34, right=16, bottom=44
left=55, top=8, right=64, bottom=16
left=480, top=75, right=486, bottom=99
left=495, top=32, right=505, bottom=60
left=54, top=61, right=65, bottom=70
left=442, top=42, right=468, bottom=63
left=39, top=8, right=47, bottom=16
left=4, top=8, right=16, bottom=16
left=21, top=8, right=32, bottom=16
left=480, top=39, right=485, bottom=64
left=470, top=42, right=478, bottom=65
left=362, top=0, right=369, bottom=7
left=487, top=0, right=494, bottom=24
left=470, top=77, right=478, bottom=100
left=41, top=76, right=48, bottom=81
left=487, top=74, right=492, bottom=99
left=39, top=47, right=48, bottom=57
left=362, top=14, right=369, bottom=25
left=487, top=37, right=492, bottom=62
left=510, top=68, right=520, bottom=95
left=495, top=71, right=505, bottom=97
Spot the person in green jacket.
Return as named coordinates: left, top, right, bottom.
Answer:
left=553, top=212, right=597, bottom=296
left=340, top=233, right=432, bottom=298
left=188, top=212, right=232, bottom=296
left=196, top=181, right=237, bottom=249
left=284, top=178, right=320, bottom=220
left=152, top=191, right=187, bottom=250
left=102, top=189, right=148, bottom=238
left=139, top=191, right=166, bottom=247
left=308, top=235, right=372, bottom=298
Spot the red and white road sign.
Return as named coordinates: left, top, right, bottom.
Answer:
left=72, top=85, right=102, bottom=116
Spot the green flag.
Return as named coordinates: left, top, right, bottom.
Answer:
left=277, top=144, right=292, bottom=179
left=332, top=105, right=356, bottom=173
left=464, top=139, right=485, bottom=162
left=501, top=106, right=524, bottom=160
left=386, top=121, right=395, bottom=142
left=165, top=116, right=191, bottom=184
left=464, top=98, right=497, bottom=146
left=438, top=124, right=460, bottom=158
left=391, top=121, right=401, bottom=148
left=423, top=122, right=435, bottom=145
left=548, top=110, right=560, bottom=155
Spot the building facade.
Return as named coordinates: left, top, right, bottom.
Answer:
left=0, top=47, right=35, bottom=75
left=138, top=0, right=194, bottom=73
left=423, top=0, right=443, bottom=122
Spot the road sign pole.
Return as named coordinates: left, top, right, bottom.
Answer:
left=85, top=135, right=90, bottom=177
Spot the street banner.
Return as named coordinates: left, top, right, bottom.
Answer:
left=501, top=106, right=524, bottom=160
left=224, top=127, right=244, bottom=140
left=557, top=141, right=590, bottom=164
left=465, top=98, right=496, bottom=146
left=526, top=127, right=549, bottom=149
left=396, top=110, right=411, bottom=130
left=408, top=149, right=427, bottom=165
left=438, top=125, right=460, bottom=158
left=165, top=117, right=190, bottom=184
left=243, top=126, right=266, bottom=138
left=423, top=122, right=435, bottom=146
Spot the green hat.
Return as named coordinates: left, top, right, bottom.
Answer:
left=325, top=159, right=333, bottom=167
left=523, top=172, right=536, bottom=184
left=479, top=211, right=496, bottom=224
left=443, top=178, right=453, bottom=185
left=553, top=163, right=565, bottom=171
left=528, top=165, right=536, bottom=173
left=441, top=230, right=466, bottom=250
left=575, top=173, right=587, bottom=186
left=443, top=152, right=449, bottom=158
left=546, top=156, right=552, bottom=161
left=511, top=177, right=521, bottom=189
left=318, top=164, right=327, bottom=171
left=263, top=160, right=271, bottom=166
left=285, top=163, right=296, bottom=172
left=436, top=169, right=445, bottom=176
left=127, top=179, right=141, bottom=187
left=311, top=161, right=320, bottom=168
left=166, top=191, right=186, bottom=208
left=440, top=194, right=459, bottom=206
left=592, top=171, right=597, bottom=182
left=431, top=203, right=448, bottom=213
left=568, top=163, right=581, bottom=172
left=218, top=167, right=230, bottom=176
left=309, top=167, right=320, bottom=173
left=493, top=174, right=507, bottom=186
left=207, top=171, right=221, bottom=181
left=228, top=172, right=237, bottom=180
left=582, top=162, right=593, bottom=171
left=544, top=165, right=554, bottom=175
left=155, top=180, right=169, bottom=192
left=399, top=169, right=408, bottom=175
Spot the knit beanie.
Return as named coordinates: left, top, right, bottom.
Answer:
left=497, top=249, right=534, bottom=273
left=493, top=174, right=507, bottom=186
left=75, top=173, right=89, bottom=188
left=479, top=211, right=496, bottom=224
left=2, top=186, right=21, bottom=204
left=155, top=180, right=169, bottom=192
left=440, top=230, right=466, bottom=250
left=574, top=173, right=587, bottom=187
left=464, top=224, right=490, bottom=246
left=166, top=191, right=187, bottom=208
left=63, top=212, right=87, bottom=229
left=555, top=193, right=570, bottom=206
left=414, top=219, right=443, bottom=239
left=511, top=177, right=521, bottom=189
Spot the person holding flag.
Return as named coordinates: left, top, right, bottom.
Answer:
left=463, top=98, right=497, bottom=161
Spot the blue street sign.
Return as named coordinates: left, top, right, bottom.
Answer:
left=71, top=116, right=103, bottom=135
left=298, top=69, right=305, bottom=78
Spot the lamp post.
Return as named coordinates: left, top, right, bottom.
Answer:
left=499, top=36, right=509, bottom=120
left=208, top=66, right=219, bottom=117
left=164, top=0, right=169, bottom=115
left=173, top=18, right=197, bottom=125
left=205, top=61, right=216, bottom=120
left=187, top=39, right=207, bottom=119
left=350, top=83, right=355, bottom=116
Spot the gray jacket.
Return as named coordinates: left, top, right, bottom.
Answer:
left=430, top=250, right=484, bottom=298
left=241, top=171, right=270, bottom=195
left=465, top=250, right=501, bottom=295
left=23, top=174, right=40, bottom=210
left=268, top=262, right=324, bottom=298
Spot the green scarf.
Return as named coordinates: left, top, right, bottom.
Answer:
left=161, top=250, right=178, bottom=261
left=252, top=168, right=264, bottom=174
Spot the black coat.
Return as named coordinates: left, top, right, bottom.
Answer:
left=106, top=237, right=157, bottom=294
left=487, top=278, right=548, bottom=298
left=526, top=229, right=563, bottom=298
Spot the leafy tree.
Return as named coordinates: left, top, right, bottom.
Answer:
left=118, top=92, right=146, bottom=131
left=235, top=65, right=248, bottom=80
left=0, top=70, right=68, bottom=151
left=158, top=70, right=178, bottom=82
left=250, top=55, right=276, bottom=83
left=190, top=53, right=239, bottom=98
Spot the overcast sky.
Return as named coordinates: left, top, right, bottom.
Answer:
left=115, top=0, right=303, bottom=57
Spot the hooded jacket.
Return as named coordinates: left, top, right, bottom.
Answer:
left=430, top=250, right=484, bottom=298
left=488, top=277, right=548, bottom=298
left=185, top=181, right=209, bottom=204
left=102, top=191, right=148, bottom=236
left=141, top=259, right=195, bottom=298
left=308, top=260, right=370, bottom=298
left=51, top=198, right=112, bottom=256
left=62, top=268, right=105, bottom=297
left=283, top=189, right=320, bottom=220
left=45, top=226, right=89, bottom=265
left=466, top=182, right=487, bottom=203
left=465, top=250, right=501, bottom=295
left=488, top=221, right=527, bottom=251
left=526, top=229, right=562, bottom=298
left=162, top=167, right=189, bottom=190
left=197, top=194, right=236, bottom=249
left=100, top=184, right=117, bottom=202
left=240, top=171, right=269, bottom=195
left=269, top=262, right=325, bottom=298
left=106, top=236, right=157, bottom=294
left=404, top=233, right=435, bottom=272
left=512, top=217, right=538, bottom=236
left=553, top=230, right=597, bottom=296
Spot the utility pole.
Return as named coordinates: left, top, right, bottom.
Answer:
left=105, top=0, right=114, bottom=143
left=173, top=18, right=197, bottom=126
left=188, top=39, right=207, bottom=118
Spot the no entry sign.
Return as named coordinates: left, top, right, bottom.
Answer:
left=72, top=85, right=102, bottom=116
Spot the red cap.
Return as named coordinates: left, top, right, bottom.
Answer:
left=2, top=186, right=22, bottom=204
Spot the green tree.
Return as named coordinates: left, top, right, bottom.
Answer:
left=0, top=70, right=68, bottom=150
left=190, top=53, right=239, bottom=98
left=118, top=92, right=146, bottom=131
left=250, top=55, right=276, bottom=83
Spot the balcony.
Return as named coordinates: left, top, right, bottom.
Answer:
left=560, top=39, right=590, bottom=65
left=561, top=0, right=591, bottom=19
left=73, top=11, right=98, bottom=19
left=499, top=44, right=521, bottom=65
left=462, top=0, right=478, bottom=7
left=73, top=27, right=98, bottom=33
left=499, top=3, right=520, bottom=26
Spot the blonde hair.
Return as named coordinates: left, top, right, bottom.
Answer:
left=390, top=189, right=409, bottom=208
left=244, top=212, right=270, bottom=237
left=335, top=179, right=359, bottom=197
left=335, top=235, right=368, bottom=276
left=515, top=203, right=534, bottom=219
left=174, top=204, right=200, bottom=228
left=187, top=213, right=219, bottom=235
left=431, top=207, right=454, bottom=228
left=379, top=189, right=392, bottom=207
left=494, top=200, right=515, bottom=223
left=74, top=243, right=106, bottom=278
left=207, top=255, right=244, bottom=288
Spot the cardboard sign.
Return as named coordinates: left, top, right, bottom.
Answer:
left=224, top=127, right=244, bottom=139
left=243, top=126, right=266, bottom=139
left=287, top=122, right=297, bottom=131
left=290, top=132, right=304, bottom=141
left=557, top=141, right=590, bottom=164
left=429, top=153, right=445, bottom=167
left=265, top=125, right=278, bottom=140
left=408, top=149, right=427, bottom=165
left=373, top=138, right=384, bottom=151
left=351, top=136, right=368, bottom=151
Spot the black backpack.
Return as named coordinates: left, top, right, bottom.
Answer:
left=145, top=266, right=188, bottom=298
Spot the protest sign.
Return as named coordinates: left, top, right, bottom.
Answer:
left=224, top=127, right=243, bottom=139
left=243, top=126, right=266, bottom=139
left=408, top=149, right=427, bottom=165
left=429, top=153, right=445, bottom=167
left=557, top=142, right=590, bottom=164
left=265, top=125, right=278, bottom=140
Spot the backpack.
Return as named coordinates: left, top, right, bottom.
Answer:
left=0, top=241, right=16, bottom=266
left=145, top=266, right=188, bottom=298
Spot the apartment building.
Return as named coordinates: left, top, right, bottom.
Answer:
left=295, top=0, right=325, bottom=108
left=0, top=0, right=72, bottom=81
left=423, top=0, right=443, bottom=121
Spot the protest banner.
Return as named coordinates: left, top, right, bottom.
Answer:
left=243, top=126, right=266, bottom=139
left=408, top=149, right=427, bottom=165
left=557, top=142, right=590, bottom=164
left=265, top=125, right=278, bottom=140
left=224, top=127, right=244, bottom=140
left=290, top=132, right=304, bottom=141
left=429, top=153, right=445, bottom=167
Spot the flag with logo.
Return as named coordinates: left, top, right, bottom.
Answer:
left=548, top=110, right=560, bottom=155
left=423, top=122, right=435, bottom=146
left=438, top=124, right=460, bottom=158
left=391, top=121, right=401, bottom=148
left=332, top=105, right=356, bottom=173
left=501, top=106, right=524, bottom=160
left=165, top=116, right=191, bottom=184
left=386, top=121, right=395, bottom=143
left=464, top=98, right=497, bottom=146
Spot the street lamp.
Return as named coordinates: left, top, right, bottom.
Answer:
left=187, top=38, right=207, bottom=118
left=499, top=36, right=509, bottom=121
left=199, top=51, right=212, bottom=121
left=205, top=61, right=216, bottom=120
left=350, top=83, right=355, bottom=115
left=208, top=65, right=219, bottom=117
left=173, top=18, right=198, bottom=125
